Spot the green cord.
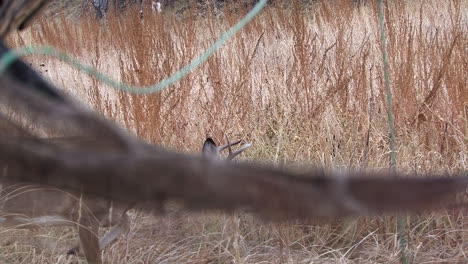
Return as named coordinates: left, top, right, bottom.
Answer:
left=0, top=0, right=267, bottom=95
left=377, top=1, right=407, bottom=264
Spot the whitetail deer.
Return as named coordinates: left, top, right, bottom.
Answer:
left=202, top=136, right=252, bottom=259
left=202, top=136, right=252, bottom=161
left=0, top=136, right=251, bottom=264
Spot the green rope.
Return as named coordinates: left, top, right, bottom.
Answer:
left=0, top=0, right=267, bottom=95
left=377, top=1, right=407, bottom=264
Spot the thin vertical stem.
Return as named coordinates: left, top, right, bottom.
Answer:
left=376, top=1, right=407, bottom=263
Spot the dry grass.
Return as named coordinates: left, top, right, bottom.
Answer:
left=2, top=0, right=467, bottom=263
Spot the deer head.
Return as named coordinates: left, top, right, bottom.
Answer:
left=202, top=136, right=252, bottom=161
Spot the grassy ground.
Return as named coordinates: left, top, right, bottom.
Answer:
left=2, top=0, right=467, bottom=263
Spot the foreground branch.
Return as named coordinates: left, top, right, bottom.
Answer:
left=1, top=135, right=467, bottom=220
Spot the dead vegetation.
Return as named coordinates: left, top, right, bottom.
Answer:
left=1, top=0, right=467, bottom=263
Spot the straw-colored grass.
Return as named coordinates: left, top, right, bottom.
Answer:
left=2, top=0, right=467, bottom=263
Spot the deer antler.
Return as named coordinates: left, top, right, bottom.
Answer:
left=223, top=135, right=252, bottom=161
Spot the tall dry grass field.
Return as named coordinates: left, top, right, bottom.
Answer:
left=2, top=0, right=467, bottom=263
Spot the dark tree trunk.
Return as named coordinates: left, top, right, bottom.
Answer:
left=88, top=0, right=145, bottom=19
left=139, top=0, right=143, bottom=19
left=92, top=0, right=109, bottom=19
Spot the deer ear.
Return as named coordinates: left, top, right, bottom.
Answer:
left=202, top=137, right=218, bottom=158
